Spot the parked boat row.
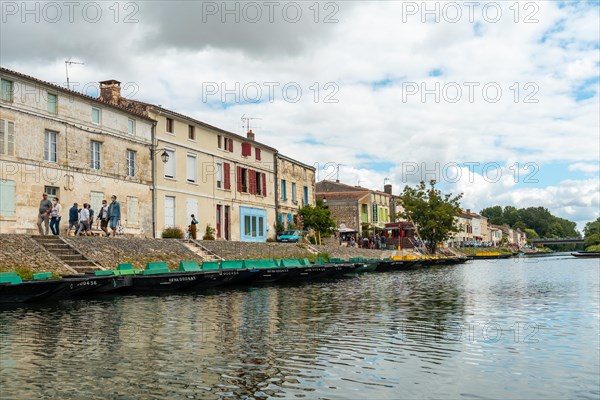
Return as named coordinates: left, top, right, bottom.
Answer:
left=571, top=252, right=600, bottom=258
left=0, top=255, right=468, bottom=303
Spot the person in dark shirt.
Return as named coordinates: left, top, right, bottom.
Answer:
left=36, top=192, right=52, bottom=235
left=67, top=203, right=79, bottom=236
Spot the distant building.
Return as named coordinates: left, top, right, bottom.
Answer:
left=316, top=180, right=394, bottom=235
left=276, top=154, right=316, bottom=229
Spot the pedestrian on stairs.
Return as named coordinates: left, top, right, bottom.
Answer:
left=190, top=214, right=199, bottom=240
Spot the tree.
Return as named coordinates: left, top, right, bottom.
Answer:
left=396, top=180, right=463, bottom=254
left=481, top=205, right=503, bottom=225
left=297, top=199, right=336, bottom=236
left=583, top=218, right=600, bottom=238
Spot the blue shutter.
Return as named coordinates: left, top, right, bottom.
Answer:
left=0, top=180, right=16, bottom=216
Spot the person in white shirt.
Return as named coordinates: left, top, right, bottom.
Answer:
left=49, top=197, right=62, bottom=236
left=78, top=203, right=90, bottom=236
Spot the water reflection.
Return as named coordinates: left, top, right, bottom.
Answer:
left=1, top=256, right=598, bottom=399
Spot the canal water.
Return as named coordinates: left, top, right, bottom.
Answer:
left=1, top=255, right=598, bottom=399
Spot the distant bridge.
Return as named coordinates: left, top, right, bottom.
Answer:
left=530, top=237, right=584, bottom=245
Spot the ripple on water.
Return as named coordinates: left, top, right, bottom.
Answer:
left=0, top=257, right=598, bottom=399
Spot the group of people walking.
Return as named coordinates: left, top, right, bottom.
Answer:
left=36, top=192, right=121, bottom=237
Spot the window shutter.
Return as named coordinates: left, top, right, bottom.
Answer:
left=224, top=163, right=231, bottom=189
left=255, top=148, right=261, bottom=161
left=242, top=143, right=251, bottom=156
left=228, top=138, right=233, bottom=152
left=237, top=166, right=242, bottom=192
left=249, top=170, right=256, bottom=194
left=262, top=173, right=267, bottom=196
left=0, top=119, right=4, bottom=155
left=6, top=121, right=14, bottom=156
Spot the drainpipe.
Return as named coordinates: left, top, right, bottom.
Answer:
left=273, top=151, right=279, bottom=233
left=151, top=121, right=157, bottom=238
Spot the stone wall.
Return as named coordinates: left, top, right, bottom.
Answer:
left=313, top=244, right=397, bottom=260
left=64, top=237, right=204, bottom=270
left=0, top=234, right=72, bottom=275
left=327, top=203, right=359, bottom=230
left=198, top=241, right=314, bottom=260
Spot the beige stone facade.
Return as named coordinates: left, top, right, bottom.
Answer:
left=147, top=109, right=278, bottom=241
left=276, top=154, right=316, bottom=228
left=0, top=69, right=154, bottom=235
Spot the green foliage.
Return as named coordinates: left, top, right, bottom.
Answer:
left=397, top=180, right=463, bottom=253
left=583, top=218, right=600, bottom=238
left=523, top=228, right=539, bottom=240
left=14, top=267, right=33, bottom=280
left=586, top=244, right=600, bottom=252
left=480, top=205, right=579, bottom=238
left=203, top=224, right=216, bottom=240
left=298, top=199, right=336, bottom=235
left=274, top=221, right=285, bottom=234
left=162, top=227, right=184, bottom=239
left=584, top=234, right=600, bottom=249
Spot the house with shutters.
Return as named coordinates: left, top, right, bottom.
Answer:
left=0, top=68, right=155, bottom=235
left=276, top=154, right=316, bottom=228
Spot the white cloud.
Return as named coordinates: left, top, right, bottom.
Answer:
left=2, top=0, right=599, bottom=226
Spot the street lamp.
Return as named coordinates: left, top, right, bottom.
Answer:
left=150, top=147, right=169, bottom=163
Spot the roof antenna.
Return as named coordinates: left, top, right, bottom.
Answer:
left=241, top=114, right=262, bottom=133
left=65, top=58, right=84, bottom=90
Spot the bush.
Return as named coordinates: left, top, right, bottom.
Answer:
left=162, top=227, right=184, bottom=239
left=203, top=224, right=216, bottom=240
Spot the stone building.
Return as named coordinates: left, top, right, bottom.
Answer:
left=0, top=68, right=155, bottom=235
left=276, top=154, right=316, bottom=228
left=316, top=180, right=394, bottom=235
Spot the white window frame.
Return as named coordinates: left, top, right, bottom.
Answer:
left=164, top=148, right=176, bottom=179
left=91, top=107, right=101, bottom=125
left=216, top=162, right=223, bottom=189
left=0, top=119, right=15, bottom=156
left=44, top=130, right=57, bottom=163
left=126, top=149, right=136, bottom=177
left=47, top=93, right=58, bottom=114
left=0, top=79, right=13, bottom=102
left=128, top=119, right=135, bottom=135
left=186, top=153, right=197, bottom=183
left=90, top=140, right=102, bottom=170
left=164, top=195, right=176, bottom=228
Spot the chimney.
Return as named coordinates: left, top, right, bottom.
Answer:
left=466, top=209, right=471, bottom=214
left=384, top=184, right=392, bottom=194
left=99, top=80, right=122, bottom=104
left=247, top=129, right=255, bottom=141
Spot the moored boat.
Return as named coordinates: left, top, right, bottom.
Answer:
left=571, top=252, right=600, bottom=258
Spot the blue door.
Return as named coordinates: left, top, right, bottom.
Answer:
left=240, top=206, right=267, bottom=242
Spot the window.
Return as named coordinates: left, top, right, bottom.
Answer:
left=291, top=183, right=297, bottom=203
left=90, top=141, right=101, bottom=170
left=224, top=137, right=233, bottom=152
left=165, top=196, right=175, bottom=227
left=241, top=142, right=251, bottom=157
left=90, top=191, right=104, bottom=215
left=372, top=204, right=378, bottom=223
left=240, top=167, right=248, bottom=192
left=0, top=119, right=15, bottom=156
left=188, top=125, right=195, bottom=141
left=217, top=135, right=222, bottom=149
left=303, top=186, right=309, bottom=206
left=0, top=180, right=16, bottom=217
left=186, top=154, right=197, bottom=183
left=0, top=79, right=13, bottom=102
left=255, top=147, right=261, bottom=161
left=126, top=150, right=136, bottom=177
left=91, top=107, right=101, bottom=124
left=216, top=162, right=223, bottom=189
left=166, top=118, right=174, bottom=133
left=44, top=186, right=59, bottom=201
left=127, top=196, right=139, bottom=226
left=164, top=149, right=176, bottom=178
left=44, top=130, right=57, bottom=163
left=47, top=93, right=57, bottom=114
left=281, top=179, right=287, bottom=200
left=128, top=119, right=135, bottom=135
left=255, top=171, right=264, bottom=196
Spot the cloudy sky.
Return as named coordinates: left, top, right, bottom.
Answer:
left=2, top=1, right=599, bottom=229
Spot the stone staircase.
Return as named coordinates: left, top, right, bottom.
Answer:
left=180, top=239, right=224, bottom=262
left=31, top=236, right=104, bottom=273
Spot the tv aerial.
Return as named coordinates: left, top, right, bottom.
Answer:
left=241, top=114, right=262, bottom=132
left=65, top=58, right=84, bottom=90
